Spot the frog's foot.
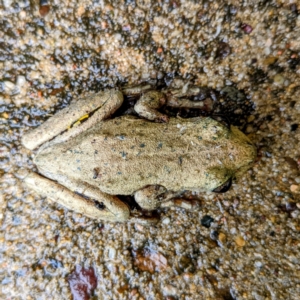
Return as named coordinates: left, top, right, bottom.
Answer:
left=122, top=83, right=153, bottom=96
left=22, top=89, right=124, bottom=150
left=165, top=86, right=214, bottom=112
left=165, top=84, right=203, bottom=98
left=134, top=185, right=180, bottom=210
left=24, top=172, right=130, bottom=222
left=134, top=91, right=169, bottom=123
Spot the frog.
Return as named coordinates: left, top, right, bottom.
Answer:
left=22, top=85, right=256, bottom=223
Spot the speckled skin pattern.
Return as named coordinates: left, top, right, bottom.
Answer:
left=35, top=115, right=256, bottom=195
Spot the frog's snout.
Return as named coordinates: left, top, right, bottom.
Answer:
left=247, top=142, right=257, bottom=164
left=235, top=143, right=257, bottom=178
left=230, top=126, right=257, bottom=164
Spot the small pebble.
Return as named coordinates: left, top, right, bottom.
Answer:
left=163, top=284, right=177, bottom=296
left=290, top=4, right=298, bottom=13
left=206, top=268, right=217, bottom=275
left=134, top=249, right=168, bottom=274
left=235, top=236, right=246, bottom=247
left=290, top=184, right=299, bottom=192
left=108, top=246, right=117, bottom=260
left=16, top=76, right=26, bottom=87
left=223, top=200, right=230, bottom=207
left=201, top=215, right=214, bottom=228
left=3, top=0, right=13, bottom=8
left=216, top=42, right=231, bottom=59
left=263, top=56, right=277, bottom=66
left=2, top=112, right=9, bottom=119
left=218, top=232, right=227, bottom=244
left=1, top=81, right=19, bottom=95
left=254, top=261, right=263, bottom=268
left=290, top=124, right=298, bottom=132
left=241, top=23, right=253, bottom=34
left=77, top=6, right=85, bottom=17
left=68, top=265, right=97, bottom=300
left=273, top=74, right=285, bottom=86
left=183, top=272, right=194, bottom=281
left=247, top=115, right=255, bottom=123
left=246, top=124, right=254, bottom=133
left=284, top=157, right=298, bottom=171
left=135, top=223, right=144, bottom=232
left=19, top=11, right=27, bottom=19
left=39, top=0, right=50, bottom=17
left=162, top=217, right=170, bottom=225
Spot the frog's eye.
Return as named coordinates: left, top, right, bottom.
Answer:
left=212, top=177, right=232, bottom=193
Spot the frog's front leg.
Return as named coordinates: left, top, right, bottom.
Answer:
left=134, top=91, right=169, bottom=122
left=134, top=186, right=199, bottom=211
left=134, top=185, right=182, bottom=210
left=133, top=87, right=214, bottom=122
left=22, top=89, right=123, bottom=150
left=25, top=172, right=130, bottom=222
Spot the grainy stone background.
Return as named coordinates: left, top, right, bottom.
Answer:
left=1, top=0, right=300, bottom=299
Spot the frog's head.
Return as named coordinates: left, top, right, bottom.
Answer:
left=207, top=124, right=257, bottom=193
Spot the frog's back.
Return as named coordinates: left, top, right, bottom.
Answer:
left=38, top=115, right=255, bottom=195
left=88, top=116, right=212, bottom=194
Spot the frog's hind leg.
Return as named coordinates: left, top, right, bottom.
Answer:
left=24, top=172, right=130, bottom=222
left=22, top=89, right=124, bottom=150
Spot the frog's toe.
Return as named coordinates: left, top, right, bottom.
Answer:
left=160, top=198, right=201, bottom=210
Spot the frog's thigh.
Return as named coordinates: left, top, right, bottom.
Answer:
left=134, top=185, right=179, bottom=210
left=22, top=89, right=123, bottom=150
left=24, top=172, right=130, bottom=222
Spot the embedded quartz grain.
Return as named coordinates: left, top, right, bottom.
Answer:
left=1, top=1, right=300, bottom=300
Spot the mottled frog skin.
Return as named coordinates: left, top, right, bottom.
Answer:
left=22, top=88, right=256, bottom=223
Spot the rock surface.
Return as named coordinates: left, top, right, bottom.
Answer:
left=1, top=1, right=300, bottom=299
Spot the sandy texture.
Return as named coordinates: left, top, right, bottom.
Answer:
left=1, top=1, right=300, bottom=299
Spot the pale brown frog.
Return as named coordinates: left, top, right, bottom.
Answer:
left=22, top=86, right=256, bottom=223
